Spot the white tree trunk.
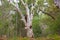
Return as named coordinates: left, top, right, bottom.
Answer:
left=20, top=0, right=34, bottom=38
left=24, top=13, right=34, bottom=38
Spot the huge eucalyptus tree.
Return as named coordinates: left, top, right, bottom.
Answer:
left=6, top=0, right=57, bottom=38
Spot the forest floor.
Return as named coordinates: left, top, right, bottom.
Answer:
left=8, top=36, right=60, bottom=40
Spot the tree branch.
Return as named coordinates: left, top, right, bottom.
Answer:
left=20, top=0, right=30, bottom=16
left=8, top=0, right=26, bottom=24
left=15, top=6, right=26, bottom=24
left=20, top=0, right=30, bottom=23
left=20, top=0, right=26, bottom=6
left=39, top=9, right=55, bottom=20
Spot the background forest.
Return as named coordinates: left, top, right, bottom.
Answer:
left=0, top=0, right=60, bottom=40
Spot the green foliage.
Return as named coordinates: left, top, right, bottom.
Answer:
left=0, top=13, right=2, bottom=16
left=47, top=34, right=60, bottom=40
left=33, top=16, right=42, bottom=37
left=49, top=14, right=60, bottom=34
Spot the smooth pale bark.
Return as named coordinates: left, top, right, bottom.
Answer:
left=25, top=13, right=34, bottom=38
left=54, top=0, right=60, bottom=8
